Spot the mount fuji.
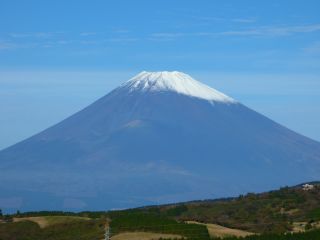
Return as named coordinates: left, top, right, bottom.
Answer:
left=1, top=71, right=320, bottom=211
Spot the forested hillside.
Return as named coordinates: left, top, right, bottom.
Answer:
left=1, top=182, right=320, bottom=239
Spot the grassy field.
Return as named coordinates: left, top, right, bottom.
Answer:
left=13, top=216, right=91, bottom=228
left=0, top=217, right=105, bottom=240
left=186, top=221, right=254, bottom=238
left=111, top=231, right=183, bottom=240
left=109, top=211, right=210, bottom=240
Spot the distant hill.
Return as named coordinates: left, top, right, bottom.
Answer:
left=123, top=182, right=320, bottom=234
left=1, top=182, right=320, bottom=239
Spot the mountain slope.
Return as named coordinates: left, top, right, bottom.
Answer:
left=0, top=71, right=320, bottom=211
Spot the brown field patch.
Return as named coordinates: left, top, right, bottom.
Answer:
left=111, top=231, right=183, bottom=240
left=13, top=216, right=90, bottom=228
left=186, top=221, right=254, bottom=238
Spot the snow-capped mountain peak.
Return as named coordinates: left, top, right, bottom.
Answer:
left=123, top=71, right=236, bottom=103
left=1, top=70, right=320, bottom=212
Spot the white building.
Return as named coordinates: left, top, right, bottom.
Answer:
left=302, top=183, right=314, bottom=191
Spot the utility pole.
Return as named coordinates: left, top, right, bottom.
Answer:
left=104, top=226, right=110, bottom=240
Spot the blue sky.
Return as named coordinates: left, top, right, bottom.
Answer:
left=0, top=0, right=320, bottom=149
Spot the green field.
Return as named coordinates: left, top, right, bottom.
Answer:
left=0, top=216, right=105, bottom=240
left=109, top=211, right=210, bottom=240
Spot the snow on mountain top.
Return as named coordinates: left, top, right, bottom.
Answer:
left=123, top=71, right=236, bottom=103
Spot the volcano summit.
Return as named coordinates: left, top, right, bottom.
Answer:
left=0, top=71, right=320, bottom=211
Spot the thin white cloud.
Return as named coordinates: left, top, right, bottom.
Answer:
left=106, top=37, right=138, bottom=42
left=113, top=29, right=130, bottom=34
left=220, top=24, right=320, bottom=36
left=80, top=32, right=97, bottom=36
left=3, top=23, right=320, bottom=50
left=195, top=16, right=226, bottom=22
left=187, top=15, right=257, bottom=25
left=0, top=41, right=16, bottom=50
left=150, top=23, right=320, bottom=41
left=9, top=32, right=55, bottom=38
left=80, top=40, right=100, bottom=45
left=219, top=29, right=260, bottom=36
left=303, top=41, right=320, bottom=54
left=149, top=32, right=186, bottom=41
left=56, top=40, right=72, bottom=45
left=232, top=18, right=256, bottom=23
left=0, top=41, right=39, bottom=50
left=151, top=32, right=185, bottom=38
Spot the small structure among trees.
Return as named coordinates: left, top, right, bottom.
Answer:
left=302, top=183, right=315, bottom=191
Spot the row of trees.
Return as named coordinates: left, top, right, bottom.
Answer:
left=0, top=209, right=21, bottom=222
